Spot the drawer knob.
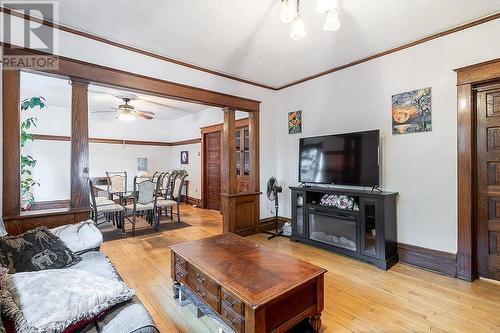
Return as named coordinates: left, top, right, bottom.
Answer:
left=196, top=272, right=206, bottom=283
left=195, top=287, right=206, bottom=299
left=224, top=294, right=237, bottom=307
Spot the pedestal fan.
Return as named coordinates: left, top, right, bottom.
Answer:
left=265, top=177, right=284, bottom=240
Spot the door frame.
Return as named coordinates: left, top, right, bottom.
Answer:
left=456, top=57, right=500, bottom=281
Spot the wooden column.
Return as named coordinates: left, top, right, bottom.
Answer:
left=249, top=111, right=260, bottom=193
left=2, top=68, right=21, bottom=218
left=70, top=79, right=90, bottom=209
left=221, top=107, right=237, bottom=194
left=221, top=107, right=261, bottom=236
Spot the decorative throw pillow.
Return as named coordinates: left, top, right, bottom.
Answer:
left=0, top=268, right=135, bottom=333
left=0, top=226, right=81, bottom=274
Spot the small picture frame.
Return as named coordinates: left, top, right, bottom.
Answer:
left=137, top=157, right=148, bottom=171
left=180, top=151, right=189, bottom=164
left=288, top=110, right=302, bottom=134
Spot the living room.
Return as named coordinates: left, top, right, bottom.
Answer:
left=1, top=1, right=500, bottom=333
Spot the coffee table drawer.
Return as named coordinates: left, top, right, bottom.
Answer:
left=221, top=302, right=245, bottom=333
left=186, top=263, right=219, bottom=296
left=221, top=287, right=244, bottom=316
left=175, top=266, right=188, bottom=284
left=174, top=254, right=187, bottom=270
left=192, top=284, right=219, bottom=313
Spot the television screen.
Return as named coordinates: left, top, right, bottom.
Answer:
left=299, top=130, right=380, bottom=186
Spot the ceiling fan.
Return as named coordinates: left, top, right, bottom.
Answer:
left=91, top=96, right=155, bottom=121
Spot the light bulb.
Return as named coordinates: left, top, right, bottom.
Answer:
left=290, top=14, right=306, bottom=41
left=118, top=113, right=135, bottom=121
left=323, top=8, right=340, bottom=31
left=316, top=0, right=337, bottom=14
left=280, top=0, right=297, bottom=23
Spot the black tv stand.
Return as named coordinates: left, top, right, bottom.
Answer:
left=289, top=185, right=398, bottom=270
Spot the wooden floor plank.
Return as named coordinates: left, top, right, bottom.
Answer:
left=101, top=205, right=500, bottom=333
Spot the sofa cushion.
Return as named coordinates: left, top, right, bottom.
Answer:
left=50, top=220, right=103, bottom=254
left=70, top=251, right=119, bottom=281
left=0, top=268, right=135, bottom=333
left=0, top=227, right=81, bottom=274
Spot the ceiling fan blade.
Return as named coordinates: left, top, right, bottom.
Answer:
left=137, top=112, right=154, bottom=120
left=135, top=110, right=155, bottom=115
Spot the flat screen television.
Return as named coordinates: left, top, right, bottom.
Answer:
left=299, top=130, right=380, bottom=186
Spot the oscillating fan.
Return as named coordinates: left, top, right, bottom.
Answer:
left=265, top=177, right=284, bottom=240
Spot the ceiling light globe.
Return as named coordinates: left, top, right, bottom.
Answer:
left=118, top=113, right=135, bottom=121
left=323, top=9, right=341, bottom=32
left=316, top=0, right=337, bottom=14
left=290, top=14, right=306, bottom=41
left=280, top=0, right=297, bottom=23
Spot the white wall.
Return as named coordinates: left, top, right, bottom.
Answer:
left=0, top=12, right=278, bottom=218
left=275, top=19, right=500, bottom=253
left=164, top=143, right=202, bottom=200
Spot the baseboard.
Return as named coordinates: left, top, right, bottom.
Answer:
left=259, top=216, right=291, bottom=233
left=257, top=219, right=458, bottom=277
left=398, top=243, right=457, bottom=277
left=180, top=195, right=201, bottom=206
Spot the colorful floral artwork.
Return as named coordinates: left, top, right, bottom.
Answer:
left=288, top=110, right=302, bottom=134
left=392, top=87, right=432, bottom=135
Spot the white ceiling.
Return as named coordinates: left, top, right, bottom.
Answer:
left=20, top=71, right=208, bottom=121
left=37, top=0, right=500, bottom=87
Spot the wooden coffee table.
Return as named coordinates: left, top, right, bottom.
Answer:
left=169, top=233, right=327, bottom=333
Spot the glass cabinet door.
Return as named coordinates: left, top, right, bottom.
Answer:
left=292, top=191, right=306, bottom=237
left=243, top=129, right=250, bottom=176
left=235, top=130, right=241, bottom=176
left=360, top=198, right=380, bottom=258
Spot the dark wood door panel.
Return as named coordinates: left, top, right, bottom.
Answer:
left=204, top=131, right=221, bottom=211
left=477, top=86, right=500, bottom=280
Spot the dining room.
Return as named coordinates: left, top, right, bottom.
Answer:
left=18, top=70, right=252, bottom=236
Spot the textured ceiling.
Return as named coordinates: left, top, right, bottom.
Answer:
left=16, top=1, right=500, bottom=87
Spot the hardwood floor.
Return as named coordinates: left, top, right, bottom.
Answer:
left=101, top=205, right=500, bottom=333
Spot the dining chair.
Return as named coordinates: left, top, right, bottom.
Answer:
left=89, top=178, right=126, bottom=233
left=156, top=171, right=188, bottom=223
left=106, top=171, right=128, bottom=203
left=125, top=175, right=162, bottom=235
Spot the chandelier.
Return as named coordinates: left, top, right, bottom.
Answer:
left=280, top=0, right=340, bottom=41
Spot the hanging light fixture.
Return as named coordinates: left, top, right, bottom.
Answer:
left=280, top=0, right=297, bottom=23
left=280, top=0, right=339, bottom=40
left=290, top=13, right=306, bottom=41
left=323, top=8, right=340, bottom=31
left=316, top=0, right=337, bottom=14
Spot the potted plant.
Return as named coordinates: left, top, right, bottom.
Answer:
left=20, top=96, right=45, bottom=210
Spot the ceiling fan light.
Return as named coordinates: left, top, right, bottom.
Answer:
left=280, top=0, right=297, bottom=23
left=118, top=113, right=135, bottom=121
left=290, top=14, right=306, bottom=41
left=323, top=8, right=340, bottom=32
left=316, top=0, right=337, bottom=14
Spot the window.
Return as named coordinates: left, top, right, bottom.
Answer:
left=19, top=71, right=71, bottom=213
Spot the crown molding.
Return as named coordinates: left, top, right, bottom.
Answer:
left=1, top=6, right=498, bottom=91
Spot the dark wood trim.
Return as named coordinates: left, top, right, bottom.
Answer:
left=221, top=108, right=237, bottom=195
left=5, top=210, right=90, bottom=235
left=0, top=6, right=277, bottom=91
left=169, top=138, right=201, bottom=146
left=455, top=57, right=500, bottom=85
left=31, top=199, right=70, bottom=211
left=279, top=13, right=500, bottom=90
left=180, top=195, right=200, bottom=206
left=3, top=45, right=261, bottom=112
left=2, top=7, right=498, bottom=91
left=455, top=58, right=500, bottom=281
left=2, top=68, right=21, bottom=218
left=200, top=118, right=249, bottom=133
left=259, top=216, right=291, bottom=233
left=32, top=134, right=201, bottom=146
left=398, top=243, right=457, bottom=277
left=70, top=80, right=90, bottom=209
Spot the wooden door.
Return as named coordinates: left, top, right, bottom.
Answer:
left=204, top=131, right=221, bottom=211
left=477, top=84, right=500, bottom=280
